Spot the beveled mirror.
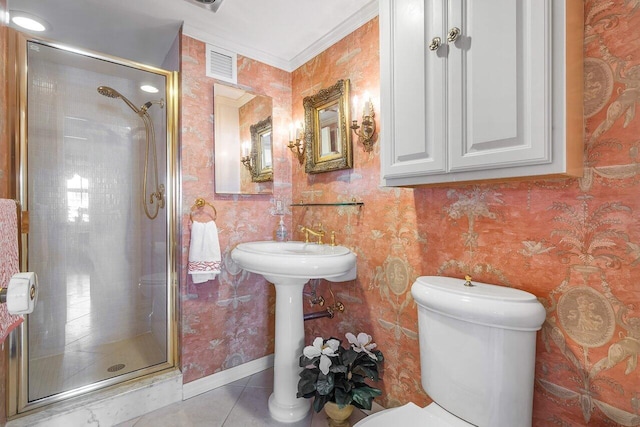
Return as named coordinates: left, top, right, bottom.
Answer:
left=304, top=79, right=352, bottom=174
left=249, top=116, right=272, bottom=182
left=213, top=83, right=273, bottom=194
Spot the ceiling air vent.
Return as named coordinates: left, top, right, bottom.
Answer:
left=206, top=45, right=237, bottom=84
left=186, top=0, right=225, bottom=13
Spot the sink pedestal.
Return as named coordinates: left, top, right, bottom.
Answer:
left=265, top=276, right=310, bottom=422
left=265, top=276, right=311, bottom=422
left=230, top=241, right=357, bottom=423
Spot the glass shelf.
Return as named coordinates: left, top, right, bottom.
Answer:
left=290, top=201, right=364, bottom=207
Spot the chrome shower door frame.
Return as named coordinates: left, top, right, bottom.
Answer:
left=5, top=29, right=180, bottom=418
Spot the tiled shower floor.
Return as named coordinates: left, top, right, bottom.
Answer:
left=30, top=332, right=164, bottom=400
left=115, top=368, right=368, bottom=427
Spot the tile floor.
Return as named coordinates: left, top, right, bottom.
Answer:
left=115, top=368, right=368, bottom=427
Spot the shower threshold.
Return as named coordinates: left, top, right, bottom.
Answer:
left=7, top=368, right=182, bottom=427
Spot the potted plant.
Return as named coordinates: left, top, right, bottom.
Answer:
left=297, top=332, right=384, bottom=424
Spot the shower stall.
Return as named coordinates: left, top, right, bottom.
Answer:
left=7, top=32, right=179, bottom=416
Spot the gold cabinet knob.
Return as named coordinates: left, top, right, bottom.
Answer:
left=428, top=36, right=441, bottom=51
left=447, top=27, right=461, bottom=43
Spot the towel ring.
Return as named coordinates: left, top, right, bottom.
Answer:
left=190, top=198, right=217, bottom=222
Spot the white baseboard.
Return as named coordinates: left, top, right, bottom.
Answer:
left=182, top=354, right=275, bottom=400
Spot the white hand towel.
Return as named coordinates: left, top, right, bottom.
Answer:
left=188, top=221, right=221, bottom=284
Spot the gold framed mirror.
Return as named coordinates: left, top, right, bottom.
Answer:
left=250, top=116, right=273, bottom=182
left=304, top=79, right=352, bottom=174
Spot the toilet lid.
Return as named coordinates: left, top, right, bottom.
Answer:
left=353, top=402, right=473, bottom=427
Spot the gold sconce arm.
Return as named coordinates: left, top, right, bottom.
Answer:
left=350, top=95, right=377, bottom=152
left=241, top=141, right=254, bottom=174
left=241, top=155, right=254, bottom=174
left=288, top=122, right=305, bottom=165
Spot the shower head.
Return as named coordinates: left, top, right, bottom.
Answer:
left=97, top=86, right=120, bottom=98
left=97, top=86, right=141, bottom=114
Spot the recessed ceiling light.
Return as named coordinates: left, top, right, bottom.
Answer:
left=140, top=85, right=159, bottom=94
left=10, top=11, right=49, bottom=32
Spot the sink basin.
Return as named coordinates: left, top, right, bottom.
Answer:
left=230, top=241, right=357, bottom=422
left=231, top=241, right=357, bottom=282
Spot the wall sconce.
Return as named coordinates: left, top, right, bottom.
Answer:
left=288, top=122, right=305, bottom=165
left=350, top=93, right=377, bottom=152
left=241, top=141, right=254, bottom=174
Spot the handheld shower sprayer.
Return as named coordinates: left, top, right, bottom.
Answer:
left=97, top=86, right=164, bottom=115
left=97, top=86, right=140, bottom=114
left=97, top=85, right=166, bottom=220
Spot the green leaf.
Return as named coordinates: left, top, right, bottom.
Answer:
left=297, top=377, right=317, bottom=396
left=299, top=368, right=319, bottom=380
left=351, top=386, right=382, bottom=410
left=299, top=354, right=320, bottom=368
left=342, top=349, right=358, bottom=365
left=313, top=394, right=331, bottom=413
left=350, top=373, right=367, bottom=385
left=298, top=368, right=319, bottom=392
left=356, top=355, right=379, bottom=367
left=335, top=376, right=354, bottom=393
left=334, top=387, right=353, bottom=407
left=352, top=365, right=379, bottom=381
left=316, top=373, right=335, bottom=396
left=330, top=364, right=348, bottom=374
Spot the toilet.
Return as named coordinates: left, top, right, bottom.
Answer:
left=355, top=276, right=546, bottom=427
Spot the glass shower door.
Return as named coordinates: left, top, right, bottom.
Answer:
left=22, top=40, right=172, bottom=404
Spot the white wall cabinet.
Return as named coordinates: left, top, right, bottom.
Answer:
left=380, top=0, right=583, bottom=186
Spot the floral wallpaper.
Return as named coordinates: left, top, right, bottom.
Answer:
left=290, top=5, right=640, bottom=426
left=0, top=0, right=9, bottom=199
left=1, top=2, right=10, bottom=424
left=0, top=1, right=638, bottom=426
left=179, top=35, right=291, bottom=383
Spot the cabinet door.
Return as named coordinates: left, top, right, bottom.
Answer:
left=447, top=0, right=551, bottom=172
left=380, top=0, right=447, bottom=180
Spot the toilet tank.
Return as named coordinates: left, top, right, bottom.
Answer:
left=411, top=276, right=546, bottom=427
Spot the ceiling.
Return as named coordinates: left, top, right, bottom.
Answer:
left=6, top=0, right=379, bottom=72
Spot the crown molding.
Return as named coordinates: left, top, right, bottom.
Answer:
left=288, top=0, right=379, bottom=72
left=184, top=0, right=379, bottom=73
left=183, top=24, right=292, bottom=71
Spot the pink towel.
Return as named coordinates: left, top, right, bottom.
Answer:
left=0, top=199, right=24, bottom=341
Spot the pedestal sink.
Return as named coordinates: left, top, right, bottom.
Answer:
left=231, top=241, right=357, bottom=422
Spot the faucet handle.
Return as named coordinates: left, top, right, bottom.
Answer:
left=299, top=226, right=310, bottom=243
left=330, top=231, right=336, bottom=246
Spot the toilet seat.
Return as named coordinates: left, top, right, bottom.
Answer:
left=353, top=402, right=473, bottom=427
